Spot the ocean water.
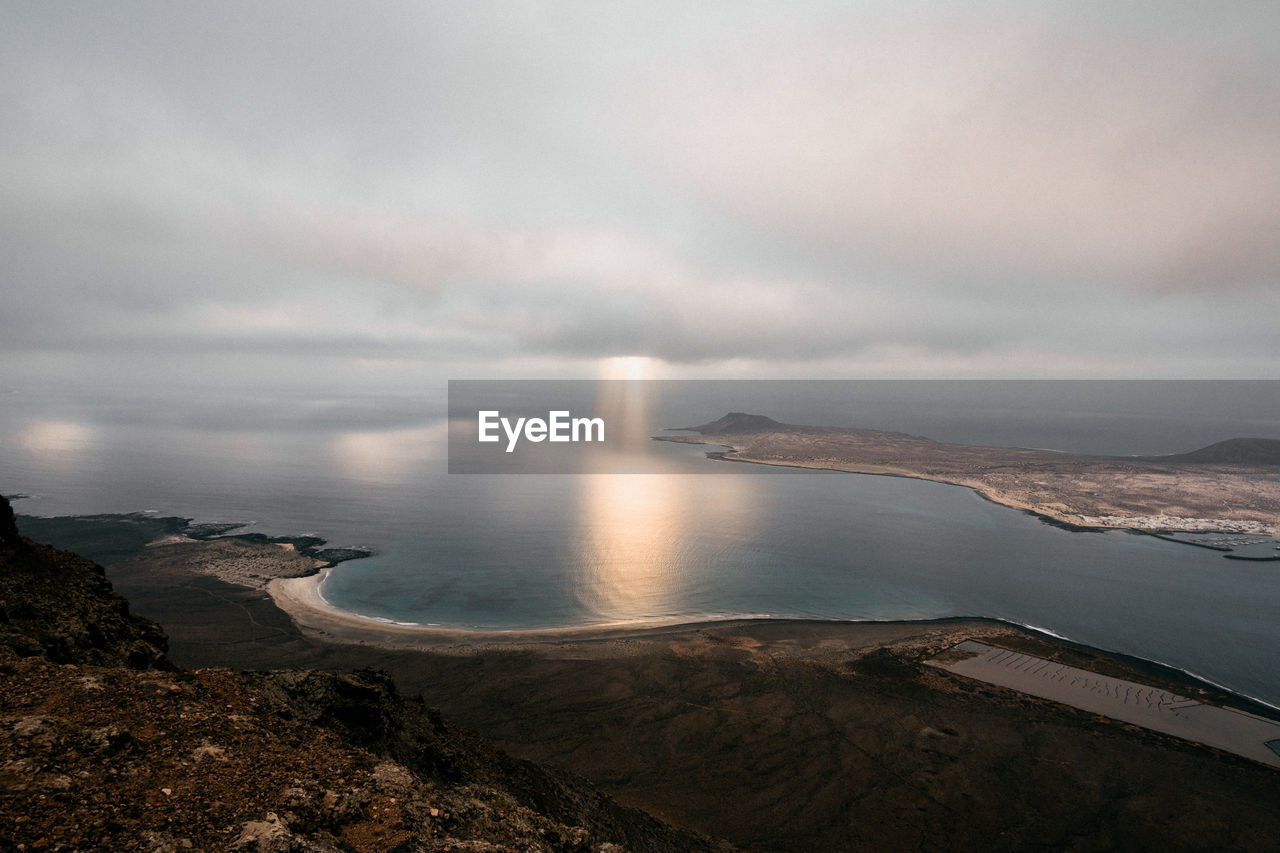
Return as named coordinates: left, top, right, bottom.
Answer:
left=3, top=381, right=1279, bottom=707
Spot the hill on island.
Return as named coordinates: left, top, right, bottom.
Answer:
left=677, top=412, right=788, bottom=434
left=0, top=495, right=729, bottom=852
left=1153, top=437, right=1280, bottom=466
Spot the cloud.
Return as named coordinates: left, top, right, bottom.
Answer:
left=636, top=15, right=1280, bottom=291
left=6, top=178, right=1277, bottom=380
left=2, top=3, right=1278, bottom=383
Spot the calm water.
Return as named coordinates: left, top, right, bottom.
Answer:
left=3, top=382, right=1279, bottom=707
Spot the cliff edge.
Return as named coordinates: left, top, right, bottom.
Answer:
left=0, top=495, right=730, bottom=852
left=0, top=496, right=169, bottom=670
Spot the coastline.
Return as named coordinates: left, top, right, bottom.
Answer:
left=21, top=508, right=1280, bottom=713
left=269, top=570, right=1005, bottom=654
left=690, top=447, right=1111, bottom=531
left=174, top=546, right=1280, bottom=848
left=33, top=500, right=1260, bottom=717
left=16, top=505, right=1280, bottom=849
left=657, top=436, right=1280, bottom=541
left=269, top=561, right=1280, bottom=771
left=267, top=567, right=1280, bottom=722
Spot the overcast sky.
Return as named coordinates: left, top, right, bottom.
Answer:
left=4, top=0, right=1279, bottom=397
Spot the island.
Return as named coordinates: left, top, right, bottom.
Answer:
left=655, top=413, right=1280, bottom=538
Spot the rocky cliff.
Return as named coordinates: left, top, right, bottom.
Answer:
left=0, top=497, right=169, bottom=670
left=0, top=495, right=729, bottom=852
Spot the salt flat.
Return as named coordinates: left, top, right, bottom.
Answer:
left=929, top=640, right=1280, bottom=769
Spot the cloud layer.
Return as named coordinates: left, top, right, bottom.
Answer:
left=639, top=16, right=1280, bottom=291
left=2, top=1, right=1278, bottom=390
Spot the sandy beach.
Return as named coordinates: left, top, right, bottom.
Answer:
left=268, top=570, right=1010, bottom=657
left=267, top=570, right=573, bottom=651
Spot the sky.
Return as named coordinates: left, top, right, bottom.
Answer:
left=3, top=0, right=1279, bottom=407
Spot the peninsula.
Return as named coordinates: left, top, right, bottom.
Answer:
left=656, top=413, right=1280, bottom=537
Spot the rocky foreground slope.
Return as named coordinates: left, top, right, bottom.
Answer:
left=0, top=495, right=729, bottom=852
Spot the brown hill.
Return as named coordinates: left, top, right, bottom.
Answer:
left=678, top=412, right=789, bottom=434
left=1152, top=437, right=1280, bottom=466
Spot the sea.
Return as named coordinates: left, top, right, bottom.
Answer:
left=4, top=380, right=1279, bottom=708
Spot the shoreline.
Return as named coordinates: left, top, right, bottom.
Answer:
left=19, top=506, right=1280, bottom=717
left=14, top=505, right=1280, bottom=849
left=270, top=570, right=990, bottom=651
left=268, top=570, right=1280, bottom=721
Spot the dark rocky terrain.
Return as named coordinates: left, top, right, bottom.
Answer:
left=0, top=497, right=169, bottom=671
left=0, top=495, right=730, bottom=852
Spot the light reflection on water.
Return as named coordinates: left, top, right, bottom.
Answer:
left=577, top=475, right=686, bottom=621
left=577, top=374, right=686, bottom=621
left=323, top=423, right=448, bottom=485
